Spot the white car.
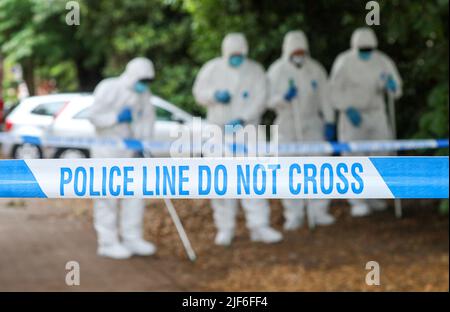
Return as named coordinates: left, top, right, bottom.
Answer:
left=2, top=93, right=205, bottom=158
left=2, top=93, right=87, bottom=158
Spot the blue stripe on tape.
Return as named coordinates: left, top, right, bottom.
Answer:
left=0, top=160, right=47, bottom=198
left=437, top=139, right=449, bottom=148
left=332, top=142, right=351, bottom=153
left=123, top=139, right=144, bottom=152
left=229, top=143, right=248, bottom=154
left=370, top=157, right=449, bottom=199
left=22, top=135, right=41, bottom=146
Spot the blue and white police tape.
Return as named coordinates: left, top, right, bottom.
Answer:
left=276, top=139, right=449, bottom=155
left=0, top=132, right=172, bottom=154
left=0, top=157, right=448, bottom=199
left=0, top=132, right=448, bottom=155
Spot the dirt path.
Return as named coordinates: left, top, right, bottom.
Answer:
left=0, top=199, right=184, bottom=291
left=0, top=198, right=448, bottom=291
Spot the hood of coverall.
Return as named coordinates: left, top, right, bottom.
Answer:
left=221, top=33, right=249, bottom=59
left=120, top=57, right=155, bottom=89
left=350, top=27, right=378, bottom=50
left=282, top=30, right=309, bottom=61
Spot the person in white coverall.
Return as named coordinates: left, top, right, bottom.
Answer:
left=267, top=30, right=336, bottom=230
left=329, top=27, right=402, bottom=217
left=193, top=33, right=283, bottom=246
left=86, top=57, right=157, bottom=259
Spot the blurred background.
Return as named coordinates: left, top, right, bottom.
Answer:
left=0, top=0, right=448, bottom=138
left=0, top=0, right=448, bottom=291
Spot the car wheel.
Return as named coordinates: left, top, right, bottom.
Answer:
left=12, top=143, right=43, bottom=159
left=54, top=148, right=89, bottom=159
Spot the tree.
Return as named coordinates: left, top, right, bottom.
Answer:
left=1, top=0, right=448, bottom=142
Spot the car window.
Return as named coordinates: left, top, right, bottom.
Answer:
left=31, top=101, right=66, bottom=116
left=156, top=106, right=174, bottom=121
left=73, top=107, right=91, bottom=119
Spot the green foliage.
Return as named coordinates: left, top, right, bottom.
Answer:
left=0, top=0, right=448, bottom=140
left=35, top=61, right=79, bottom=92
left=416, top=83, right=449, bottom=139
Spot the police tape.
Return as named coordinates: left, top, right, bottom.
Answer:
left=0, top=132, right=172, bottom=154
left=0, top=132, right=448, bottom=155
left=0, top=157, right=448, bottom=199
left=277, top=139, right=449, bottom=155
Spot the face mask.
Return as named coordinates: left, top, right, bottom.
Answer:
left=290, top=55, right=305, bottom=68
left=229, top=55, right=245, bottom=68
left=134, top=81, right=149, bottom=94
left=358, top=48, right=373, bottom=61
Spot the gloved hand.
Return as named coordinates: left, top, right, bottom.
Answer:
left=324, top=123, right=336, bottom=141
left=346, top=107, right=362, bottom=127
left=381, top=73, right=397, bottom=93
left=214, top=90, right=231, bottom=104
left=284, top=83, right=298, bottom=102
left=117, top=107, right=133, bottom=123
left=386, top=76, right=397, bottom=93
left=225, top=119, right=244, bottom=133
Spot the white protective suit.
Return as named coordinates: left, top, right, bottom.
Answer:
left=86, top=57, right=156, bottom=259
left=329, top=27, right=402, bottom=216
left=193, top=33, right=282, bottom=245
left=267, top=30, right=335, bottom=230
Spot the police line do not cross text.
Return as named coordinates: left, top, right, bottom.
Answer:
left=53, top=157, right=375, bottom=199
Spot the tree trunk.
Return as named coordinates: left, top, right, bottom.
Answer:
left=22, top=58, right=35, bottom=96
left=0, top=53, right=3, bottom=123
left=0, top=53, right=3, bottom=99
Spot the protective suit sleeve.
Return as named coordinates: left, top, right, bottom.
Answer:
left=239, top=64, right=268, bottom=123
left=314, top=61, right=335, bottom=123
left=193, top=60, right=217, bottom=107
left=381, top=53, right=403, bottom=99
left=86, top=80, right=119, bottom=129
left=328, top=53, right=350, bottom=111
left=267, top=61, right=290, bottom=109
left=329, top=52, right=346, bottom=82
left=133, top=95, right=155, bottom=141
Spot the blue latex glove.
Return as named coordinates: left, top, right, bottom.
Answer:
left=117, top=107, right=133, bottom=123
left=346, top=107, right=362, bottom=127
left=284, top=80, right=298, bottom=102
left=380, top=73, right=397, bottom=93
left=324, top=123, right=336, bottom=141
left=214, top=90, right=231, bottom=104
left=385, top=75, right=397, bottom=93
left=225, top=119, right=244, bottom=133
